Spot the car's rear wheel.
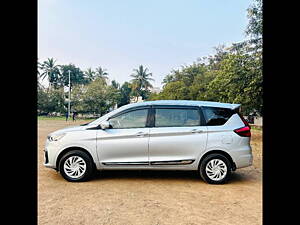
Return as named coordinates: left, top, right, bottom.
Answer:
left=199, top=153, right=232, bottom=184
left=58, top=150, right=95, bottom=182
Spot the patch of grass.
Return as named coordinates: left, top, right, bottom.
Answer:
left=38, top=116, right=92, bottom=121
left=251, top=125, right=263, bottom=131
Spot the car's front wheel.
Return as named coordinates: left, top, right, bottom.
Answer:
left=199, top=153, right=232, bottom=184
left=58, top=150, right=95, bottom=182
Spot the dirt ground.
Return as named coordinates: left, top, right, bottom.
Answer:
left=38, top=119, right=262, bottom=225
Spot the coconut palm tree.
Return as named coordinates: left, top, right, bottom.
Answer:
left=39, top=58, right=60, bottom=89
left=84, top=68, right=95, bottom=82
left=37, top=59, right=42, bottom=86
left=95, top=66, right=109, bottom=83
left=130, top=65, right=154, bottom=102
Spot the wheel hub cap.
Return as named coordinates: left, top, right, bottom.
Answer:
left=205, top=159, right=227, bottom=181
left=63, top=156, right=87, bottom=179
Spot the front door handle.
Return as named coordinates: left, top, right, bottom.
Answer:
left=136, top=132, right=146, bottom=137
left=191, top=129, right=204, bottom=134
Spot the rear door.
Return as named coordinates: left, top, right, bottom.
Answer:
left=148, top=106, right=207, bottom=166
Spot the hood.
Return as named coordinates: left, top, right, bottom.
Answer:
left=49, top=125, right=85, bottom=136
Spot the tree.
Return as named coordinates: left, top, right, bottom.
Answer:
left=111, top=80, right=120, bottom=89
left=118, top=82, right=132, bottom=107
left=84, top=68, right=96, bottom=83
left=48, top=88, right=66, bottom=113
left=37, top=85, right=48, bottom=114
left=246, top=0, right=262, bottom=41
left=152, top=0, right=262, bottom=115
left=71, top=84, right=87, bottom=113
left=152, top=60, right=211, bottom=101
left=37, top=60, right=42, bottom=87
left=37, top=86, right=65, bottom=114
left=37, top=1, right=263, bottom=116
left=81, top=78, right=114, bottom=115
left=130, top=65, right=154, bottom=102
left=206, top=52, right=262, bottom=115
left=162, top=74, right=175, bottom=86
left=189, top=70, right=217, bottom=101
left=37, top=58, right=41, bottom=79
left=157, top=81, right=190, bottom=100
left=59, top=64, right=88, bottom=88
left=206, top=45, right=230, bottom=71
left=106, top=84, right=121, bottom=109
left=39, top=58, right=61, bottom=89
left=95, top=66, right=109, bottom=84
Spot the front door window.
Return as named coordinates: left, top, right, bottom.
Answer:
left=109, top=109, right=148, bottom=129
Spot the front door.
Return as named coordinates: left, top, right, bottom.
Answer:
left=96, top=108, right=150, bottom=167
left=149, top=106, right=207, bottom=166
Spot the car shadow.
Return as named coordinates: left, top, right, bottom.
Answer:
left=228, top=171, right=261, bottom=183
left=91, top=170, right=258, bottom=184
left=93, top=170, right=201, bottom=182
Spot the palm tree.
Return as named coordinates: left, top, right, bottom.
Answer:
left=84, top=68, right=95, bottom=82
left=95, top=66, right=108, bottom=84
left=37, top=58, right=41, bottom=76
left=130, top=65, right=154, bottom=102
left=39, top=58, right=60, bottom=89
left=37, top=59, right=42, bottom=86
left=95, top=66, right=109, bottom=83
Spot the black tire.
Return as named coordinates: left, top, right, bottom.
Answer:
left=199, top=153, right=232, bottom=184
left=58, top=150, right=95, bottom=182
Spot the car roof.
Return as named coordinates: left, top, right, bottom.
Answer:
left=88, top=100, right=241, bottom=126
left=124, top=100, right=240, bottom=110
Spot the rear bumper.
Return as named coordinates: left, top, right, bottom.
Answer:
left=230, top=144, right=253, bottom=169
left=235, top=153, right=253, bottom=169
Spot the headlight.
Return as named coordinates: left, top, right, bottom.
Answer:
left=47, top=133, right=66, bottom=142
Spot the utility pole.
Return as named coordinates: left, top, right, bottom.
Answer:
left=68, top=70, right=71, bottom=119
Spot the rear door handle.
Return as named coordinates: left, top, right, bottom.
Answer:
left=191, top=129, right=204, bottom=133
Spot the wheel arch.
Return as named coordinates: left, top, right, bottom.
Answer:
left=198, top=150, right=236, bottom=171
left=56, top=146, right=96, bottom=171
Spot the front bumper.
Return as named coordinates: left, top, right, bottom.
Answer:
left=44, top=150, right=49, bottom=164
left=43, top=141, right=59, bottom=169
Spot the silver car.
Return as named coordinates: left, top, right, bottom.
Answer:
left=44, top=100, right=252, bottom=184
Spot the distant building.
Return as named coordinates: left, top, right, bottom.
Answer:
left=130, top=96, right=144, bottom=103
left=253, top=117, right=263, bottom=126
left=246, top=115, right=263, bottom=126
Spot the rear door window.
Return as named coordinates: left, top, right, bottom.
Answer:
left=154, top=108, right=201, bottom=127
left=202, top=107, right=234, bottom=126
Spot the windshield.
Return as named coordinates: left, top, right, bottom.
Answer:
left=80, top=118, right=98, bottom=126
left=86, top=104, right=132, bottom=126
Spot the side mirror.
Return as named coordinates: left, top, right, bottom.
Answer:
left=99, top=120, right=110, bottom=130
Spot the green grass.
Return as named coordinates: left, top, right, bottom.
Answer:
left=38, top=116, right=92, bottom=121
left=251, top=125, right=263, bottom=131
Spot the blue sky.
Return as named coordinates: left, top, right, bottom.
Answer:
left=38, top=0, right=252, bottom=88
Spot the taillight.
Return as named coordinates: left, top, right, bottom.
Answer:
left=238, top=112, right=251, bottom=128
left=234, top=126, right=251, bottom=137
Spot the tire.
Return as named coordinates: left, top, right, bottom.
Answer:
left=58, top=150, right=95, bottom=182
left=199, top=153, right=232, bottom=184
